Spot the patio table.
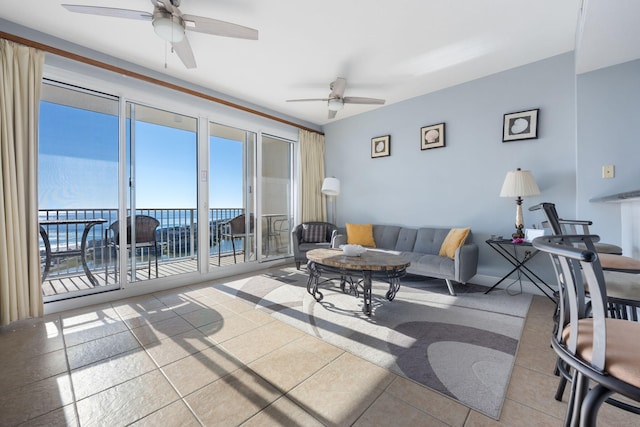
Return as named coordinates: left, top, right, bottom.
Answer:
left=39, top=218, right=107, bottom=287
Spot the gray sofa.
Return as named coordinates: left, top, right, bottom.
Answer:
left=333, top=224, right=478, bottom=295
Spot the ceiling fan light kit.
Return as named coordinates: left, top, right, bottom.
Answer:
left=327, top=98, right=344, bottom=111
left=287, top=77, right=385, bottom=119
left=62, top=0, right=258, bottom=69
left=152, top=9, right=185, bottom=42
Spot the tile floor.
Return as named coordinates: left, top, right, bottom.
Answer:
left=1, top=269, right=638, bottom=426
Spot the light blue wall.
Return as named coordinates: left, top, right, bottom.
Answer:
left=576, top=59, right=640, bottom=244
left=322, top=53, right=577, bottom=280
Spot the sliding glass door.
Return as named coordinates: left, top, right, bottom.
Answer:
left=38, top=78, right=293, bottom=303
left=261, top=135, right=293, bottom=260
left=209, top=123, right=256, bottom=266
left=38, top=81, right=120, bottom=301
left=124, top=103, right=198, bottom=282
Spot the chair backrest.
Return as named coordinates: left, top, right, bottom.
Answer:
left=529, top=202, right=562, bottom=234
left=226, top=214, right=255, bottom=235
left=529, top=202, right=593, bottom=236
left=292, top=222, right=337, bottom=243
left=109, top=215, right=160, bottom=244
left=532, top=234, right=609, bottom=371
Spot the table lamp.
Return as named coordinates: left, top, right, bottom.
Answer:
left=321, top=177, right=340, bottom=224
left=499, top=168, right=540, bottom=239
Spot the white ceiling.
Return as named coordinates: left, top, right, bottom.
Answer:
left=575, top=0, right=640, bottom=74
left=1, top=0, right=638, bottom=127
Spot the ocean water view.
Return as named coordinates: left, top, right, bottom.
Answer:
left=39, top=207, right=243, bottom=249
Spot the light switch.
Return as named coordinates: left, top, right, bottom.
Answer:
left=602, top=165, right=615, bottom=179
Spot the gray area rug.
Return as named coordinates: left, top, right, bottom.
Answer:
left=219, top=266, right=532, bottom=419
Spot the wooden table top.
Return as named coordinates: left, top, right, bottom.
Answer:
left=306, top=248, right=410, bottom=271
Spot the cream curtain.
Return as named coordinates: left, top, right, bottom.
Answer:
left=299, top=129, right=326, bottom=222
left=0, top=39, right=45, bottom=325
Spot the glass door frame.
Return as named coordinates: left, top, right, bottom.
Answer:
left=257, top=133, right=295, bottom=262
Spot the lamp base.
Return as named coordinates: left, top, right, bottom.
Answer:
left=512, top=225, right=525, bottom=239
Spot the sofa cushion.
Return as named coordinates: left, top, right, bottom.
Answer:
left=373, top=225, right=401, bottom=250
left=413, top=228, right=449, bottom=255
left=439, top=227, right=471, bottom=259
left=302, top=223, right=327, bottom=243
left=401, top=252, right=455, bottom=279
left=393, top=227, right=417, bottom=252
left=298, top=242, right=332, bottom=251
left=346, top=223, right=376, bottom=247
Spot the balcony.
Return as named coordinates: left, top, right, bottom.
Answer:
left=39, top=208, right=291, bottom=299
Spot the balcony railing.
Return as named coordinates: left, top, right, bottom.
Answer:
left=38, top=207, right=244, bottom=280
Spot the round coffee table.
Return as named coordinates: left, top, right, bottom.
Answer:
left=305, top=248, right=410, bottom=315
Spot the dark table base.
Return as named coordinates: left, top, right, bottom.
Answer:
left=306, top=260, right=405, bottom=315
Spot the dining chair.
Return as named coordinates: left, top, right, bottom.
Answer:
left=529, top=202, right=623, bottom=254
left=533, top=235, right=640, bottom=427
left=105, top=215, right=161, bottom=282
left=529, top=202, right=640, bottom=273
left=548, top=234, right=640, bottom=401
left=217, top=213, right=254, bottom=265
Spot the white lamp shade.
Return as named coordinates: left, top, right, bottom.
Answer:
left=321, top=177, right=341, bottom=196
left=499, top=168, right=540, bottom=198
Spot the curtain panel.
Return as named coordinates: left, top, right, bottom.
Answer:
left=299, top=129, right=326, bottom=222
left=0, top=39, right=44, bottom=325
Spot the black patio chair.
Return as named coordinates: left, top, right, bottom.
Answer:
left=218, top=213, right=254, bottom=265
left=106, top=215, right=161, bottom=281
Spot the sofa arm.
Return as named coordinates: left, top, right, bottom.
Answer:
left=332, top=232, right=346, bottom=248
left=454, top=243, right=479, bottom=283
left=291, top=225, right=303, bottom=254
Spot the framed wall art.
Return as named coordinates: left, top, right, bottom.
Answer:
left=421, top=123, right=445, bottom=150
left=503, top=109, right=539, bottom=142
left=371, top=135, right=390, bottom=158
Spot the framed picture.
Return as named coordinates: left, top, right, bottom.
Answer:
left=371, top=135, right=390, bottom=158
left=421, top=123, right=445, bottom=150
left=503, top=109, right=539, bottom=142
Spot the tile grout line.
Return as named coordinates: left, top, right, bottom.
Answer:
left=115, top=298, right=208, bottom=426
left=59, top=312, right=82, bottom=427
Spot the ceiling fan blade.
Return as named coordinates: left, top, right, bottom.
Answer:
left=62, top=4, right=152, bottom=20
left=286, top=98, right=331, bottom=102
left=182, top=14, right=258, bottom=40
left=171, top=36, right=197, bottom=69
left=328, top=110, right=338, bottom=119
left=343, top=96, right=386, bottom=105
left=330, top=78, right=347, bottom=98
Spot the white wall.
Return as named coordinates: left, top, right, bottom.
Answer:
left=322, top=53, right=577, bottom=280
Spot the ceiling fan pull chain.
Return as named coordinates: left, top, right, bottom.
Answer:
left=164, top=41, right=168, bottom=69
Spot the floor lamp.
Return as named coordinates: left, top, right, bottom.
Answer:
left=499, top=168, right=540, bottom=239
left=321, top=177, right=340, bottom=224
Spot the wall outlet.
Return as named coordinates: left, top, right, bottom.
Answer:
left=602, top=165, right=615, bottom=178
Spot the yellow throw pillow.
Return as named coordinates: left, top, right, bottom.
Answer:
left=439, top=227, right=471, bottom=259
left=346, top=223, right=376, bottom=247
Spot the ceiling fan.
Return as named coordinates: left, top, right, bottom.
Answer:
left=62, top=0, right=258, bottom=69
left=286, top=77, right=385, bottom=119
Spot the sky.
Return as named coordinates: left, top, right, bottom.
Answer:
left=39, top=101, right=243, bottom=211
